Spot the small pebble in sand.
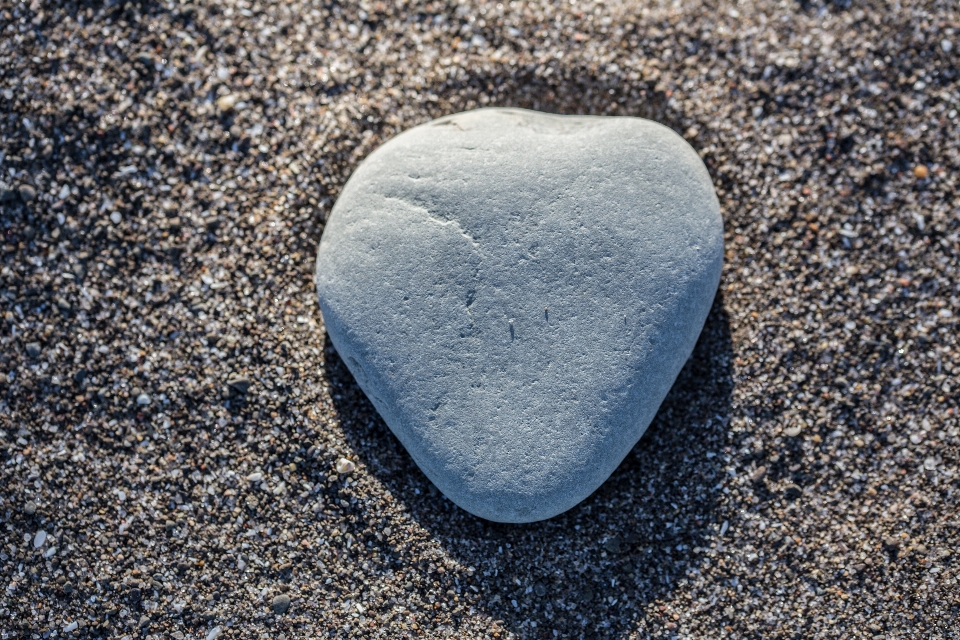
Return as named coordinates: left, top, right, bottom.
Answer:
left=33, top=530, right=46, bottom=548
left=18, top=184, right=37, bottom=202
left=228, top=376, right=252, bottom=394
left=914, top=164, right=929, bottom=179
left=217, top=94, right=237, bottom=111
left=271, top=593, right=291, bottom=614
left=335, top=458, right=356, bottom=474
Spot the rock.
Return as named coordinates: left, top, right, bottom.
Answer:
left=271, top=593, right=291, bottom=614
left=603, top=536, right=623, bottom=554
left=227, top=376, right=251, bottom=394
left=24, top=501, right=37, bottom=515
left=136, top=393, right=151, bottom=406
left=783, top=424, right=803, bottom=437
left=217, top=94, right=238, bottom=111
left=315, top=108, right=723, bottom=523
left=335, top=458, right=355, bottom=474
left=25, top=342, right=42, bottom=358
left=137, top=51, right=157, bottom=67
left=882, top=536, right=901, bottom=551
left=19, top=184, right=37, bottom=202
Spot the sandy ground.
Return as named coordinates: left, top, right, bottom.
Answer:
left=2, top=0, right=959, bottom=638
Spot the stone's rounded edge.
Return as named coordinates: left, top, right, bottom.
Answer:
left=452, top=483, right=599, bottom=524
left=648, top=116, right=725, bottom=257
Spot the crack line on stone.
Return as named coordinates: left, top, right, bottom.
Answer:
left=424, top=212, right=478, bottom=247
left=384, top=195, right=478, bottom=247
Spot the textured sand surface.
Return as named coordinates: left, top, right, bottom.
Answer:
left=2, top=0, right=959, bottom=638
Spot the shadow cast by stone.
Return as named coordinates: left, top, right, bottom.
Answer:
left=326, top=296, right=733, bottom=638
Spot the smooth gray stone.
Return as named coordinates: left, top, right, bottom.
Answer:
left=315, top=108, right=723, bottom=523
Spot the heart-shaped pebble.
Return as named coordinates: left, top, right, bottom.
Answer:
left=315, top=108, right=723, bottom=522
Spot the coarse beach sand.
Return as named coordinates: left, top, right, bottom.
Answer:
left=2, top=0, right=959, bottom=637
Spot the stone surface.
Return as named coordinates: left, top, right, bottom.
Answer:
left=316, top=107, right=723, bottom=523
